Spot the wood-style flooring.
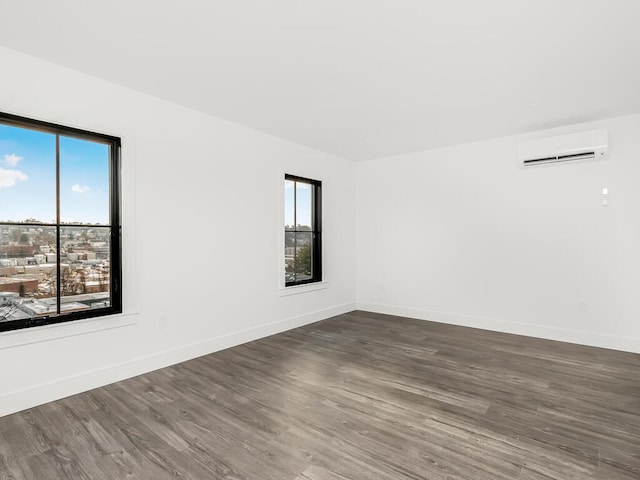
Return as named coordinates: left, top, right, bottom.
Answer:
left=0, top=310, right=638, bottom=479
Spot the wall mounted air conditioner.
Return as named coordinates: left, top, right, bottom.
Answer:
left=518, top=129, right=609, bottom=167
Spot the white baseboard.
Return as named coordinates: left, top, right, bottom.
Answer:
left=0, top=302, right=356, bottom=418
left=357, top=302, right=640, bottom=354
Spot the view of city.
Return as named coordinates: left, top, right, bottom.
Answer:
left=0, top=224, right=111, bottom=322
left=0, top=120, right=113, bottom=324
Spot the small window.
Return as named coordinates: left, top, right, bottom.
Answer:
left=284, top=174, right=321, bottom=286
left=0, top=112, right=121, bottom=332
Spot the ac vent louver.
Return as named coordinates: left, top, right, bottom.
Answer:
left=523, top=151, right=597, bottom=166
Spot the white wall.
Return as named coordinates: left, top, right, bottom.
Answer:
left=357, top=114, right=640, bottom=353
left=0, top=47, right=357, bottom=416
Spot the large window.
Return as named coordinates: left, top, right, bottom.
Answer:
left=0, top=112, right=121, bottom=332
left=284, top=174, right=322, bottom=286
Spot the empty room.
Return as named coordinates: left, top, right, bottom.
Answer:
left=0, top=1, right=638, bottom=479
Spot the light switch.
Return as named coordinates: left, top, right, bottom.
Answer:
left=602, top=187, right=609, bottom=207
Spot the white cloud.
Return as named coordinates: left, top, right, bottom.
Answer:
left=3, top=153, right=23, bottom=167
left=0, top=167, right=28, bottom=188
left=71, top=184, right=91, bottom=194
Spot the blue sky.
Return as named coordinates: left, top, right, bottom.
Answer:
left=0, top=124, right=110, bottom=224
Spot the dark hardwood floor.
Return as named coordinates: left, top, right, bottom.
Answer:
left=1, top=310, right=638, bottom=479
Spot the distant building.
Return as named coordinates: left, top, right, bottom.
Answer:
left=0, top=245, right=36, bottom=257
left=0, top=266, right=17, bottom=277
left=0, top=292, right=19, bottom=305
left=0, top=277, right=38, bottom=294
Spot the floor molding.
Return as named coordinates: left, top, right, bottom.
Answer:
left=0, top=302, right=356, bottom=417
left=357, top=302, right=640, bottom=354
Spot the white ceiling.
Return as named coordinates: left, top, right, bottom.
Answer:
left=1, top=0, right=639, bottom=160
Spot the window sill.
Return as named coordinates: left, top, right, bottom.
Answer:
left=279, top=281, right=329, bottom=296
left=0, top=312, right=138, bottom=350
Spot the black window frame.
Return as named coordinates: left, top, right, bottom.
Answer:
left=284, top=174, right=322, bottom=287
left=0, top=111, right=122, bottom=333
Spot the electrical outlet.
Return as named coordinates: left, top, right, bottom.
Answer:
left=159, top=316, right=168, bottom=330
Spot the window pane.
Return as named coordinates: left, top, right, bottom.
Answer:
left=60, top=136, right=110, bottom=225
left=285, top=232, right=313, bottom=283
left=284, top=231, right=296, bottom=283
left=0, top=123, right=56, bottom=223
left=284, top=179, right=294, bottom=229
left=0, top=225, right=57, bottom=322
left=293, top=232, right=313, bottom=282
left=60, top=226, right=111, bottom=310
left=296, top=182, right=312, bottom=230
